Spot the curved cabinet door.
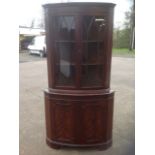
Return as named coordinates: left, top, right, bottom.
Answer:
left=45, top=98, right=76, bottom=143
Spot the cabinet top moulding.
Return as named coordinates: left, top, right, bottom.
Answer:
left=43, top=2, right=116, bottom=8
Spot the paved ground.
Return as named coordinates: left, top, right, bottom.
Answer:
left=19, top=56, right=135, bottom=155
left=19, top=51, right=46, bottom=63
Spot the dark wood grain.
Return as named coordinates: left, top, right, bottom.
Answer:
left=43, top=2, right=115, bottom=150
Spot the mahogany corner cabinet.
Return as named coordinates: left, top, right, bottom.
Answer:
left=43, top=2, right=115, bottom=150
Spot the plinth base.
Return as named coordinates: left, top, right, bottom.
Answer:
left=46, top=138, right=112, bottom=150
left=44, top=89, right=114, bottom=150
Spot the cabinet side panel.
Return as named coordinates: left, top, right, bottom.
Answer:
left=44, top=94, right=55, bottom=139
left=44, top=8, right=55, bottom=88
left=104, top=8, right=115, bottom=88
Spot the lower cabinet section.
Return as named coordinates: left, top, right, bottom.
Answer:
left=44, top=90, right=114, bottom=149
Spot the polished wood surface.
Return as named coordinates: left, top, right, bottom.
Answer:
left=43, top=2, right=115, bottom=150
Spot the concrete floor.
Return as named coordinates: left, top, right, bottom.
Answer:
left=19, top=57, right=135, bottom=155
left=19, top=51, right=46, bottom=63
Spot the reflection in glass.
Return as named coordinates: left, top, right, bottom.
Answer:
left=82, top=16, right=106, bottom=40
left=55, top=42, right=75, bottom=86
left=56, top=65, right=75, bottom=86
left=55, top=16, right=75, bottom=40
left=56, top=42, right=75, bottom=64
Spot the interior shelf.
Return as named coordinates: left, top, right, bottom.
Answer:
left=56, top=60, right=75, bottom=65
left=82, top=40, right=103, bottom=43
left=55, top=40, right=76, bottom=43
left=81, top=63, right=104, bottom=65
left=55, top=40, right=103, bottom=43
left=56, top=63, right=104, bottom=66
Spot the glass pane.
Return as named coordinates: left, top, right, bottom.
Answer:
left=81, top=65, right=103, bottom=87
left=56, top=65, right=75, bottom=86
left=82, top=16, right=106, bottom=41
left=54, top=15, right=76, bottom=87
left=82, top=42, right=104, bottom=64
left=55, top=16, right=75, bottom=40
left=56, top=42, right=75, bottom=64
left=81, top=16, right=106, bottom=87
left=55, top=42, right=75, bottom=86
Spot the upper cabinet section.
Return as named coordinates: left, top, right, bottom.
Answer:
left=43, top=3, right=115, bottom=89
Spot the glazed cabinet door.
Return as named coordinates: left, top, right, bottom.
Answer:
left=53, top=15, right=78, bottom=88
left=80, top=15, right=108, bottom=88
left=46, top=13, right=109, bottom=89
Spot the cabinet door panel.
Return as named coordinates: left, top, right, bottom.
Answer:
left=80, top=102, right=107, bottom=143
left=52, top=101, right=76, bottom=142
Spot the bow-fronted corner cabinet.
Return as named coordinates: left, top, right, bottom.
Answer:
left=43, top=2, right=115, bottom=150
